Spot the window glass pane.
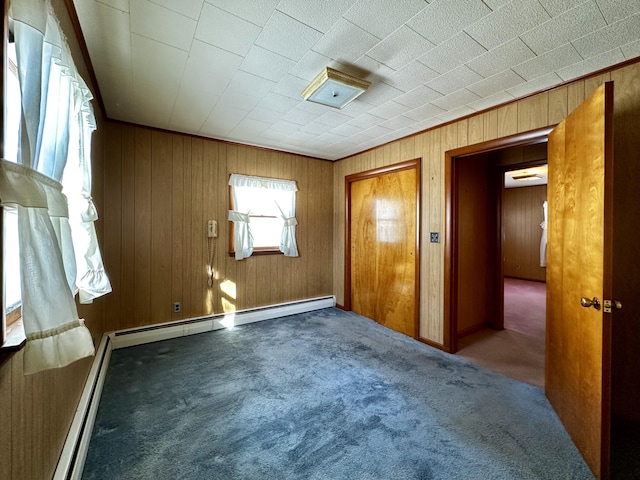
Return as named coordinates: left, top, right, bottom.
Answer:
left=4, top=207, right=21, bottom=313
left=6, top=43, right=20, bottom=163
left=250, top=217, right=283, bottom=248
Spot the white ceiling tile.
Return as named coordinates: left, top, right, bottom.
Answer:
left=271, top=119, right=303, bottom=134
left=360, top=82, right=404, bottom=106
left=367, top=26, right=435, bottom=70
left=506, top=72, right=562, bottom=98
left=360, top=124, right=395, bottom=138
left=594, top=0, right=640, bottom=24
left=407, top=0, right=491, bottom=45
left=148, top=0, right=203, bottom=20
left=312, top=18, right=380, bottom=64
left=257, top=92, right=300, bottom=114
left=417, top=32, right=486, bottom=74
left=276, top=0, right=354, bottom=33
left=240, top=46, right=296, bottom=83
left=296, top=99, right=334, bottom=115
left=556, top=47, right=626, bottom=82
left=426, top=65, right=484, bottom=95
left=96, top=69, right=135, bottom=121
left=467, top=90, right=515, bottom=112
left=513, top=43, right=583, bottom=81
left=380, top=115, right=415, bottom=130
left=386, top=61, right=439, bottom=92
left=284, top=108, right=321, bottom=126
left=92, top=0, right=129, bottom=12
left=339, top=99, right=375, bottom=117
left=353, top=55, right=396, bottom=79
left=317, top=111, right=353, bottom=127
left=131, top=34, right=187, bottom=127
left=536, top=0, right=584, bottom=17
left=572, top=13, right=640, bottom=59
left=247, top=106, right=286, bottom=124
left=346, top=113, right=385, bottom=129
left=226, top=71, right=276, bottom=98
left=318, top=132, right=349, bottom=145
left=169, top=93, right=218, bottom=133
left=180, top=40, right=242, bottom=93
left=259, top=129, right=290, bottom=141
left=130, top=0, right=196, bottom=51
left=300, top=121, right=335, bottom=134
left=289, top=51, right=334, bottom=81
left=272, top=75, right=310, bottom=101
left=467, top=38, right=535, bottom=78
left=436, top=105, right=475, bottom=122
left=256, top=11, right=323, bottom=61
left=395, top=85, right=442, bottom=108
left=200, top=104, right=247, bottom=137
left=330, top=123, right=365, bottom=137
left=467, top=69, right=525, bottom=98
left=195, top=4, right=261, bottom=56
left=621, top=39, right=640, bottom=60
left=344, top=0, right=427, bottom=39
left=218, top=90, right=261, bottom=111
left=368, top=101, right=413, bottom=120
left=205, top=0, right=279, bottom=27
left=230, top=118, right=271, bottom=139
left=466, top=0, right=551, bottom=50
left=482, top=0, right=509, bottom=10
left=431, top=89, right=481, bottom=110
left=521, top=1, right=606, bottom=55
left=404, top=103, right=447, bottom=121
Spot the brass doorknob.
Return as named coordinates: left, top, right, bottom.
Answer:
left=580, top=297, right=601, bottom=310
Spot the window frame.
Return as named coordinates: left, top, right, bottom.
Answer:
left=228, top=185, right=283, bottom=257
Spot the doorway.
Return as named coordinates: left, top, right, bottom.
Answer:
left=449, top=143, right=549, bottom=387
left=345, top=159, right=420, bottom=338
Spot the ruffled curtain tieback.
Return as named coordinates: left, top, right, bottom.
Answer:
left=283, top=217, right=297, bottom=227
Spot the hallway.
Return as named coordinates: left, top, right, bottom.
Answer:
left=456, top=278, right=546, bottom=387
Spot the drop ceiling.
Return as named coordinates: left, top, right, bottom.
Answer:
left=72, top=0, right=640, bottom=161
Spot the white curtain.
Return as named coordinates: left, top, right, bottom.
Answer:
left=540, top=200, right=548, bottom=267
left=0, top=0, right=110, bottom=374
left=228, top=174, right=298, bottom=260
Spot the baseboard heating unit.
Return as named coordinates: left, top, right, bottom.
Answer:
left=53, top=295, right=336, bottom=480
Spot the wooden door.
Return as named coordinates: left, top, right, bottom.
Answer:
left=546, top=82, right=614, bottom=479
left=348, top=162, right=419, bottom=338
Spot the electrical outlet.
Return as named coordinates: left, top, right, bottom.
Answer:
left=430, top=232, right=439, bottom=243
left=515, top=264, right=521, bottom=270
left=173, top=302, right=181, bottom=313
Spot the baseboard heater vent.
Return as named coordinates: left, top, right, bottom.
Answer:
left=112, top=295, right=336, bottom=349
left=54, top=295, right=335, bottom=480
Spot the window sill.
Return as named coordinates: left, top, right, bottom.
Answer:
left=228, top=248, right=283, bottom=257
left=1, top=317, right=26, bottom=352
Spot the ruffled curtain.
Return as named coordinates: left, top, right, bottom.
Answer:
left=0, top=0, right=111, bottom=374
left=228, top=174, right=298, bottom=260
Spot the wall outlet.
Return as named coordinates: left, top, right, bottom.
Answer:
left=430, top=232, right=439, bottom=243
left=173, top=302, right=181, bottom=313
left=515, top=264, right=521, bottom=270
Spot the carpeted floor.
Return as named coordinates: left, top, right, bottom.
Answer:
left=82, top=308, right=592, bottom=480
left=457, top=278, right=546, bottom=387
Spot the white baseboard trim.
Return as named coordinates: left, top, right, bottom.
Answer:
left=53, top=296, right=335, bottom=479
left=54, top=334, right=113, bottom=480
left=111, top=295, right=336, bottom=349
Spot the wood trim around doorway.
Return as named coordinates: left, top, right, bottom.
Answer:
left=444, top=127, right=553, bottom=353
left=344, top=159, right=421, bottom=339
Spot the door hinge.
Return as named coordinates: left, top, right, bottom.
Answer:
left=603, top=299, right=622, bottom=313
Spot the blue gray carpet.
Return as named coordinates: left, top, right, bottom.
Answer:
left=82, top=308, right=593, bottom=479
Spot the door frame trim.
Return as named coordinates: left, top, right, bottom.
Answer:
left=444, top=127, right=553, bottom=353
left=344, top=159, right=421, bottom=339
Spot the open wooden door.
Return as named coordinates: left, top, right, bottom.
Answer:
left=546, top=82, right=614, bottom=479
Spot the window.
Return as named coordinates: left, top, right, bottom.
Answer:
left=228, top=174, right=299, bottom=260
left=3, top=41, right=21, bottom=329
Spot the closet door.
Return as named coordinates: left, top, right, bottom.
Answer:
left=347, top=161, right=420, bottom=338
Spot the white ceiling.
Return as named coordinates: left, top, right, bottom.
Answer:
left=73, top=0, right=640, bottom=161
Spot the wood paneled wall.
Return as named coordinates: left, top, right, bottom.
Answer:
left=333, top=62, right=640, bottom=347
left=503, top=185, right=547, bottom=282
left=101, top=123, right=334, bottom=332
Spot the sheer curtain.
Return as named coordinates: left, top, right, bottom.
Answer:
left=0, top=0, right=111, bottom=374
left=228, top=174, right=298, bottom=260
left=540, top=200, right=548, bottom=267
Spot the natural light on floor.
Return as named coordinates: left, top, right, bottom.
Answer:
left=220, top=279, right=236, bottom=328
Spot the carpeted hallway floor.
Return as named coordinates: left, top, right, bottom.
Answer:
left=457, top=278, right=545, bottom=387
left=82, top=307, right=591, bottom=480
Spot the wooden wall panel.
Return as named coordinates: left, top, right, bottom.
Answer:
left=333, top=62, right=636, bottom=347
left=101, top=124, right=334, bottom=330
left=502, top=185, right=548, bottom=282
